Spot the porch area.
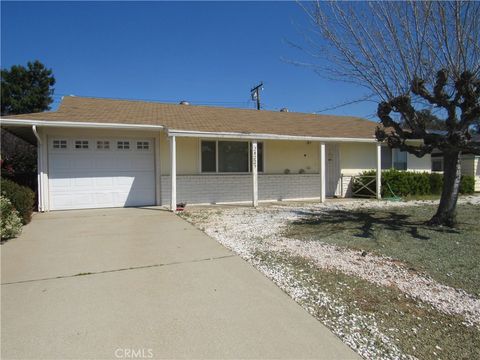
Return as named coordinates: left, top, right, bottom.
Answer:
left=164, top=135, right=382, bottom=210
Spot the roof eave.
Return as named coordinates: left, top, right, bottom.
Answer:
left=0, top=118, right=164, bottom=130
left=167, top=129, right=378, bottom=143
left=1, top=118, right=378, bottom=142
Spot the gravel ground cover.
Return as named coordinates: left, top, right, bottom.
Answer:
left=180, top=195, right=480, bottom=359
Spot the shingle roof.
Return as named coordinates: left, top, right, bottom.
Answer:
left=2, top=96, right=379, bottom=139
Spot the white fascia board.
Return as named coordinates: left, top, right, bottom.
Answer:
left=1, top=118, right=164, bottom=130
left=167, top=129, right=377, bottom=143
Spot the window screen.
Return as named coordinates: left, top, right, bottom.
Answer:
left=393, top=149, right=408, bottom=170
left=432, top=158, right=443, bottom=172
left=381, top=146, right=392, bottom=169
left=201, top=141, right=216, bottom=172
left=218, top=141, right=249, bottom=172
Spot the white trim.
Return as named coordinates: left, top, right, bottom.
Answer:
left=168, top=129, right=376, bottom=143
left=376, top=143, right=382, bottom=199
left=155, top=134, right=161, bottom=206
left=1, top=118, right=164, bottom=130
left=252, top=140, right=258, bottom=207
left=32, top=125, right=45, bottom=211
left=42, top=132, right=50, bottom=211
left=170, top=136, right=177, bottom=211
left=319, top=142, right=326, bottom=203
left=183, top=196, right=328, bottom=207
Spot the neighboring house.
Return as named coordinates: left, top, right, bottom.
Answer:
left=1, top=96, right=431, bottom=211
left=431, top=148, right=480, bottom=192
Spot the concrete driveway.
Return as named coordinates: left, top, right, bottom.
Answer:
left=1, top=208, right=358, bottom=359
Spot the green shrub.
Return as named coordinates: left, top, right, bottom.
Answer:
left=1, top=195, right=22, bottom=240
left=429, top=173, right=443, bottom=194
left=353, top=170, right=475, bottom=198
left=460, top=175, right=475, bottom=194
left=1, top=178, right=35, bottom=224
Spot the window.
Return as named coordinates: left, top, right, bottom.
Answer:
left=218, top=141, right=249, bottom=172
left=136, top=141, right=150, bottom=150
left=393, top=149, right=407, bottom=170
left=201, top=140, right=264, bottom=173
left=97, top=140, right=110, bottom=150
left=75, top=140, right=89, bottom=149
left=432, top=158, right=443, bottom=172
left=381, top=147, right=392, bottom=169
left=117, top=141, right=130, bottom=150
left=53, top=140, right=67, bottom=149
left=201, top=141, right=216, bottom=172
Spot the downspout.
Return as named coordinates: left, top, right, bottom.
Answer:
left=32, top=125, right=41, bottom=144
left=32, top=125, right=44, bottom=212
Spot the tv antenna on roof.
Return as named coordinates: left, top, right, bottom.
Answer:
left=250, top=82, right=263, bottom=110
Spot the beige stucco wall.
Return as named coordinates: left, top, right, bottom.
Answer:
left=160, top=133, right=198, bottom=176
left=339, top=143, right=376, bottom=176
left=339, top=142, right=432, bottom=176
left=264, top=140, right=319, bottom=174
left=407, top=153, right=432, bottom=172
left=161, top=137, right=321, bottom=175
left=42, top=128, right=433, bottom=177
left=461, top=155, right=480, bottom=192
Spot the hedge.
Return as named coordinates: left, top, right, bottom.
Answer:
left=1, top=178, right=35, bottom=224
left=352, top=169, right=475, bottom=198
left=0, top=195, right=22, bottom=240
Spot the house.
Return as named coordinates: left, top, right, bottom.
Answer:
left=1, top=96, right=432, bottom=211
left=431, top=142, right=480, bottom=192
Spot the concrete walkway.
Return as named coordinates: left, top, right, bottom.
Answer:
left=1, top=208, right=359, bottom=359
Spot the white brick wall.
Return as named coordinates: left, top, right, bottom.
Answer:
left=160, top=174, right=326, bottom=205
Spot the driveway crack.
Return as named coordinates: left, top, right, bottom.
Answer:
left=1, top=254, right=236, bottom=285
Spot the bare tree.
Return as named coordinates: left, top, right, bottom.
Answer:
left=298, top=1, right=480, bottom=226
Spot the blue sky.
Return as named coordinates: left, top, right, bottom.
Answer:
left=1, top=1, right=375, bottom=119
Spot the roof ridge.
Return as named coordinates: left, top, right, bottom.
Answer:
left=61, top=95, right=367, bottom=120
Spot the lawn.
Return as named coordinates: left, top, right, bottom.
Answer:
left=258, top=251, right=480, bottom=360
left=284, top=203, right=480, bottom=296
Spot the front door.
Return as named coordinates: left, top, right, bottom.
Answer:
left=326, top=144, right=340, bottom=196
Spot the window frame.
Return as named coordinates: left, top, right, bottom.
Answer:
left=52, top=139, right=68, bottom=150
left=96, top=140, right=111, bottom=150
left=392, top=148, right=408, bottom=170
left=199, top=139, right=264, bottom=174
left=136, top=140, right=151, bottom=151
left=116, top=140, right=131, bottom=151
left=74, top=140, right=90, bottom=150
left=431, top=157, right=444, bottom=172
left=380, top=146, right=408, bottom=171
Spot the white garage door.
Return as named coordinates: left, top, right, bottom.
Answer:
left=48, top=137, right=156, bottom=210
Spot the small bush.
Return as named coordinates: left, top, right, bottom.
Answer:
left=1, top=195, right=22, bottom=240
left=460, top=175, right=475, bottom=194
left=353, top=170, right=475, bottom=198
left=429, top=173, right=443, bottom=194
left=1, top=178, right=35, bottom=224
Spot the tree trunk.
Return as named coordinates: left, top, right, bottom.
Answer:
left=428, top=150, right=462, bottom=227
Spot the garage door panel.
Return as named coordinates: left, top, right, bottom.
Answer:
left=48, top=137, right=156, bottom=210
left=50, top=155, right=73, bottom=171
